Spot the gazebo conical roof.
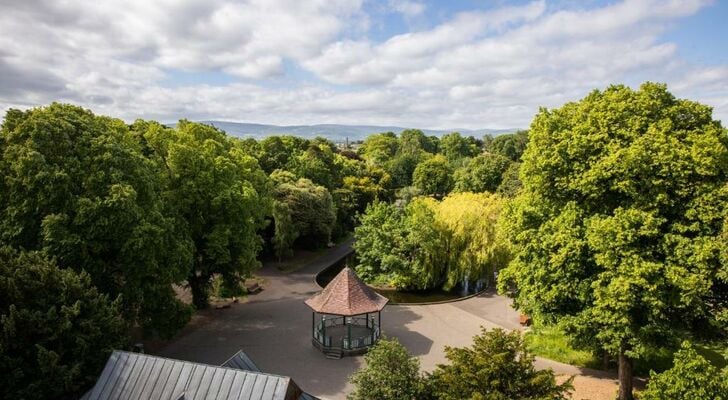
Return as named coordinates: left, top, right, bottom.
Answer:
left=305, top=267, right=389, bottom=316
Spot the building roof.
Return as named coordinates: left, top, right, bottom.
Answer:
left=305, top=267, right=388, bottom=316
left=221, top=350, right=260, bottom=372
left=82, top=351, right=302, bottom=400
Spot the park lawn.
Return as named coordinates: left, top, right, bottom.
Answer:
left=524, top=325, right=601, bottom=369
left=525, top=324, right=727, bottom=376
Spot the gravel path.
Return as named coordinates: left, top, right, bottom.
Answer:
left=159, top=240, right=620, bottom=399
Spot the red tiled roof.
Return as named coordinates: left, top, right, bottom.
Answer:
left=305, top=267, right=389, bottom=316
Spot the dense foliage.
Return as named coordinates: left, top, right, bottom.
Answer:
left=498, top=83, right=728, bottom=399
left=349, top=329, right=570, bottom=400
left=348, top=337, right=424, bottom=400
left=0, top=104, right=190, bottom=336
left=641, top=342, right=728, bottom=400
left=428, top=328, right=572, bottom=400
left=272, top=178, right=336, bottom=259
left=0, top=247, right=127, bottom=400
left=354, top=192, right=509, bottom=290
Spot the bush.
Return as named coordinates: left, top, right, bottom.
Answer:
left=641, top=341, right=728, bottom=400
left=348, top=337, right=424, bottom=400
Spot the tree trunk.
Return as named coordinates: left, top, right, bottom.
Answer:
left=189, top=273, right=209, bottom=310
left=618, top=343, right=633, bottom=400
left=602, top=350, right=610, bottom=370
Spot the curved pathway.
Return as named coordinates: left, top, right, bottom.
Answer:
left=159, top=240, right=618, bottom=399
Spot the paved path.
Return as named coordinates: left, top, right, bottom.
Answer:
left=159, top=241, right=616, bottom=399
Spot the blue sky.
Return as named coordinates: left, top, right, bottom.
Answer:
left=1, top=0, right=727, bottom=129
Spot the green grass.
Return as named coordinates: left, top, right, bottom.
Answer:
left=525, top=324, right=727, bottom=376
left=524, top=325, right=601, bottom=369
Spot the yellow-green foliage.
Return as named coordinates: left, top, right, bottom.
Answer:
left=435, top=192, right=510, bottom=289
left=354, top=192, right=510, bottom=290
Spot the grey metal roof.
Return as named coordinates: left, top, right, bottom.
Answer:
left=221, top=351, right=260, bottom=372
left=83, top=351, right=300, bottom=400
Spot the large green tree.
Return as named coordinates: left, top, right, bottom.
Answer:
left=142, top=120, right=271, bottom=309
left=498, top=83, right=728, bottom=400
left=412, top=154, right=454, bottom=197
left=0, top=247, right=127, bottom=400
left=1, top=104, right=190, bottom=336
left=487, top=130, right=529, bottom=161
left=272, top=178, right=336, bottom=259
left=453, top=153, right=512, bottom=193
left=427, top=328, right=572, bottom=400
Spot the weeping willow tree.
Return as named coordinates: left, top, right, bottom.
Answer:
left=436, top=192, right=510, bottom=289
left=354, top=192, right=509, bottom=290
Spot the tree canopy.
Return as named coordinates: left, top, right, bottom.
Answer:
left=498, top=83, right=728, bottom=400
left=1, top=104, right=191, bottom=336
left=412, top=154, right=454, bottom=197
left=453, top=153, right=512, bottom=193
left=428, top=328, right=572, bottom=400
left=641, top=341, right=727, bottom=400
left=140, top=120, right=271, bottom=309
left=348, top=337, right=424, bottom=400
left=0, top=247, right=127, bottom=400
left=354, top=192, right=508, bottom=290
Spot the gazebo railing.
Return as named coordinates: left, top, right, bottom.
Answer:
left=313, top=315, right=380, bottom=350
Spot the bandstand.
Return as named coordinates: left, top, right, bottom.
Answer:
left=305, top=267, right=388, bottom=358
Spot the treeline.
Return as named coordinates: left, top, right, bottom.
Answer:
left=0, top=103, right=524, bottom=398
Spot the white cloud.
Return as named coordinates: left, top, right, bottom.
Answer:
left=0, top=0, right=726, bottom=129
left=389, top=0, right=426, bottom=18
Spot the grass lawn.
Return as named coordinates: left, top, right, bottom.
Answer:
left=524, top=325, right=601, bottom=369
left=525, top=324, right=727, bottom=376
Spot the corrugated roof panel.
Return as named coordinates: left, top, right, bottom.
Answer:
left=262, top=376, right=280, bottom=400
left=159, top=359, right=185, bottom=399
left=128, top=354, right=156, bottom=399
left=84, top=351, right=294, bottom=400
left=88, top=351, right=120, bottom=399
left=238, top=373, right=258, bottom=400
left=205, top=367, right=226, bottom=400
left=251, top=374, right=268, bottom=400
left=215, top=369, right=236, bottom=400
left=226, top=372, right=248, bottom=400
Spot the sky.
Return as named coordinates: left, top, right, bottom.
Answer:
left=1, top=0, right=727, bottom=129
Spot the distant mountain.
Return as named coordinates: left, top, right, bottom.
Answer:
left=182, top=121, right=517, bottom=143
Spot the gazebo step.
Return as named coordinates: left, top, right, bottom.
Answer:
left=324, top=347, right=343, bottom=359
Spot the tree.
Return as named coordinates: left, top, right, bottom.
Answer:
left=496, top=162, right=522, bottom=197
left=399, top=129, right=428, bottom=156
left=360, top=132, right=398, bottom=165
left=427, top=328, right=572, bottom=400
left=0, top=247, right=127, bottom=400
left=1, top=104, right=191, bottom=336
left=440, top=132, right=475, bottom=161
left=348, top=337, right=424, bottom=400
left=413, top=155, right=454, bottom=197
left=287, top=142, right=338, bottom=189
left=489, top=130, right=529, bottom=161
left=257, top=135, right=309, bottom=173
left=642, top=342, right=727, bottom=400
left=436, top=193, right=510, bottom=289
left=498, top=83, right=728, bottom=400
left=142, top=120, right=271, bottom=309
left=354, top=193, right=508, bottom=290
left=453, top=153, right=512, bottom=193
left=272, top=178, right=336, bottom=258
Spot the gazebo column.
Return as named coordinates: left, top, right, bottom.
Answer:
left=347, top=318, right=351, bottom=349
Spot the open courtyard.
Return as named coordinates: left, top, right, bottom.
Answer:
left=159, top=241, right=621, bottom=400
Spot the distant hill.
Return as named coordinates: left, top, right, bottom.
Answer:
left=178, top=121, right=517, bottom=142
